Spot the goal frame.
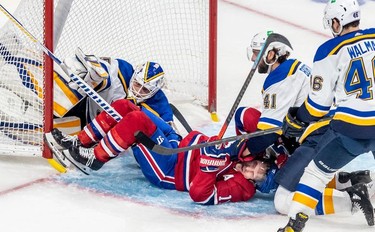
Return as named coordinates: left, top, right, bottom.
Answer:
left=41, top=0, right=217, bottom=158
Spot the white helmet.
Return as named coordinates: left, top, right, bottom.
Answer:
left=323, top=0, right=360, bottom=36
left=256, top=33, right=293, bottom=74
left=247, top=30, right=273, bottom=61
left=263, top=34, right=293, bottom=64
left=129, top=61, right=165, bottom=103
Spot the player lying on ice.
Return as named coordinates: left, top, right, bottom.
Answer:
left=45, top=98, right=274, bottom=204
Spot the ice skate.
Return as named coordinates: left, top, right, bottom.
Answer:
left=277, top=212, right=309, bottom=232
left=45, top=128, right=80, bottom=150
left=338, top=170, right=372, bottom=186
left=63, top=143, right=104, bottom=173
left=346, top=183, right=375, bottom=226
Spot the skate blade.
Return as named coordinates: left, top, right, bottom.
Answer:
left=44, top=132, right=64, bottom=150
left=62, top=149, right=91, bottom=175
left=44, top=134, right=71, bottom=169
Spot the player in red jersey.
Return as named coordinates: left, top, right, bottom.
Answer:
left=45, top=98, right=274, bottom=205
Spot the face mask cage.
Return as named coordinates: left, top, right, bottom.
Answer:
left=129, top=77, right=154, bottom=102
left=128, top=63, right=165, bottom=103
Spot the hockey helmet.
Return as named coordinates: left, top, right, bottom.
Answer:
left=129, top=61, right=165, bottom=103
left=323, top=0, right=361, bottom=36
left=263, top=34, right=293, bottom=61
left=247, top=30, right=273, bottom=61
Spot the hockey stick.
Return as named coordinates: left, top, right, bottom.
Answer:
left=216, top=33, right=284, bottom=139
left=135, top=127, right=281, bottom=155
left=0, top=5, right=122, bottom=123
left=135, top=116, right=333, bottom=155
left=170, top=103, right=192, bottom=133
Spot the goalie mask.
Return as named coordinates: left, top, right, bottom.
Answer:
left=323, top=0, right=360, bottom=37
left=129, top=61, right=165, bottom=103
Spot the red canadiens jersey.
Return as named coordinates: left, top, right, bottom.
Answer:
left=174, top=131, right=256, bottom=205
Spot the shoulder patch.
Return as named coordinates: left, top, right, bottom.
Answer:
left=299, top=64, right=311, bottom=77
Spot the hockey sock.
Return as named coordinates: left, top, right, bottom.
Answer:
left=94, top=111, right=157, bottom=162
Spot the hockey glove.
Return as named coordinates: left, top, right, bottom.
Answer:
left=256, top=164, right=279, bottom=193
left=63, top=48, right=109, bottom=90
left=265, top=139, right=290, bottom=169
left=200, top=136, right=231, bottom=172
left=282, top=107, right=308, bottom=138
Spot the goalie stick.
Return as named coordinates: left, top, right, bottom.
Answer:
left=0, top=5, right=122, bottom=175
left=170, top=103, right=192, bottom=133
left=0, top=4, right=122, bottom=123
left=217, top=33, right=288, bottom=139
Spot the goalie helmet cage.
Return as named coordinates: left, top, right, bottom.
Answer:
left=0, top=0, right=217, bottom=158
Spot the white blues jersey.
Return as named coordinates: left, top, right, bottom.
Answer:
left=298, top=28, right=375, bottom=139
left=257, top=59, right=311, bottom=131
left=85, top=58, right=129, bottom=122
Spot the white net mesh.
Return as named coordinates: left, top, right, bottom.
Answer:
left=0, top=2, right=45, bottom=156
left=0, top=0, right=211, bottom=156
left=54, top=0, right=210, bottom=105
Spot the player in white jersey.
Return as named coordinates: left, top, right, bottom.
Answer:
left=278, top=0, right=375, bottom=231
left=234, top=32, right=311, bottom=193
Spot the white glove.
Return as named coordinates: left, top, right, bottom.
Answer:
left=63, top=48, right=109, bottom=89
left=63, top=56, right=88, bottom=80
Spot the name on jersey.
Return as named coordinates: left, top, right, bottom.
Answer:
left=347, top=41, right=375, bottom=59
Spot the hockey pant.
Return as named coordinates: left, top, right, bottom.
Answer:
left=77, top=99, right=180, bottom=163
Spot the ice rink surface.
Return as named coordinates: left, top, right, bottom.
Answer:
left=1, top=0, right=375, bottom=231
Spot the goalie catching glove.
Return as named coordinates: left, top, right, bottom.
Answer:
left=282, top=107, right=308, bottom=138
left=63, top=47, right=109, bottom=91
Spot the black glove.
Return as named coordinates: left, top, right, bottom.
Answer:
left=282, top=107, right=308, bottom=138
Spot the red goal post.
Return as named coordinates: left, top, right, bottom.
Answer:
left=0, top=0, right=217, bottom=158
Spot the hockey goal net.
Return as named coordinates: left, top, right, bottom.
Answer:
left=0, top=0, right=217, bottom=158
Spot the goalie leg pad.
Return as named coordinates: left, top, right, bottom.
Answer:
left=53, top=116, right=81, bottom=136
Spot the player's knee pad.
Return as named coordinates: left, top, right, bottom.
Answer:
left=93, top=99, right=140, bottom=131
left=111, top=99, right=140, bottom=116
left=114, top=111, right=157, bottom=144
left=94, top=111, right=157, bottom=162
